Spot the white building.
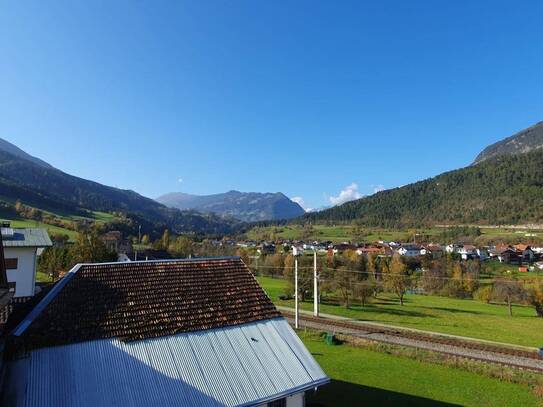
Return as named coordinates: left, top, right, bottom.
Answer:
left=1, top=226, right=52, bottom=298
left=397, top=245, right=422, bottom=257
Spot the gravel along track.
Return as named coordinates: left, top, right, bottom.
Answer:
left=282, top=311, right=543, bottom=373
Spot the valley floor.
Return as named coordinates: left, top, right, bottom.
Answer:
left=257, top=277, right=543, bottom=348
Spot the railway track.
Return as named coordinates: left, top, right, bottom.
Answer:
left=281, top=310, right=543, bottom=373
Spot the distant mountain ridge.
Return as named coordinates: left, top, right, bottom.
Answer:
left=473, top=121, right=543, bottom=164
left=156, top=190, right=305, bottom=222
left=0, top=145, right=240, bottom=236
left=0, top=137, right=54, bottom=168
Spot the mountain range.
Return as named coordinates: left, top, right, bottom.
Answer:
left=156, top=191, right=305, bottom=222
left=2, top=119, right=543, bottom=235
left=0, top=138, right=241, bottom=236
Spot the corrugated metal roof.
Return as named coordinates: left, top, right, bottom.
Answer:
left=1, top=228, right=52, bottom=248
left=3, top=318, right=328, bottom=407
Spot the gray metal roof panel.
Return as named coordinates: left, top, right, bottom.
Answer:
left=1, top=228, right=52, bottom=248
left=4, top=318, right=328, bottom=407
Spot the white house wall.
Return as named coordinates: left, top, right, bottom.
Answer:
left=4, top=247, right=37, bottom=297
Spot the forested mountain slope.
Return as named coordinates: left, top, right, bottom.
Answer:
left=474, top=121, right=543, bottom=164
left=0, top=150, right=240, bottom=235
left=305, top=150, right=543, bottom=227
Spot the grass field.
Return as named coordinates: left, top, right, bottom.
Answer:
left=247, top=224, right=543, bottom=243
left=3, top=210, right=118, bottom=242
left=300, top=331, right=539, bottom=407
left=7, top=218, right=78, bottom=241
left=257, top=276, right=543, bottom=347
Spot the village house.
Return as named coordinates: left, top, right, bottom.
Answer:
left=397, top=244, right=422, bottom=257
left=2, top=257, right=328, bottom=406
left=257, top=242, right=276, bottom=255
left=514, top=244, right=537, bottom=263
left=457, top=245, right=477, bottom=260
left=101, top=230, right=133, bottom=258
left=420, top=244, right=444, bottom=258
left=356, top=246, right=384, bottom=256
left=0, top=223, right=52, bottom=298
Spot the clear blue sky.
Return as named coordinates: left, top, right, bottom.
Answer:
left=1, top=1, right=543, bottom=211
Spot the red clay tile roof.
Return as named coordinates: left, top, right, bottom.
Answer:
left=12, top=257, right=281, bottom=350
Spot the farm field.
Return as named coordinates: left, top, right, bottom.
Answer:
left=247, top=224, right=543, bottom=243
left=300, top=331, right=539, bottom=407
left=257, top=277, right=543, bottom=347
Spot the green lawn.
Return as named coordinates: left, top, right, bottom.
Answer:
left=36, top=271, right=53, bottom=283
left=8, top=219, right=78, bottom=241
left=258, top=276, right=543, bottom=347
left=300, top=331, right=539, bottom=407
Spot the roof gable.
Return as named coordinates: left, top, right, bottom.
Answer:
left=12, top=257, right=281, bottom=350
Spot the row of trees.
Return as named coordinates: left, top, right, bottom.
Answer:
left=255, top=251, right=543, bottom=317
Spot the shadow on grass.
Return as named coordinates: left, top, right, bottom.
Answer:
left=422, top=306, right=483, bottom=315
left=306, top=379, right=461, bottom=407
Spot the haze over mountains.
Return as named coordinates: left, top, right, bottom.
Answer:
left=156, top=191, right=305, bottom=222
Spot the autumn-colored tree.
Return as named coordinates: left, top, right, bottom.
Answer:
left=383, top=254, right=412, bottom=306
left=334, top=266, right=355, bottom=308
left=528, top=279, right=543, bottom=317
left=492, top=278, right=527, bottom=317
left=169, top=235, right=193, bottom=258
left=70, top=231, right=117, bottom=264
left=353, top=277, right=376, bottom=306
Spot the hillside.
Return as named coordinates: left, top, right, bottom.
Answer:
left=304, top=150, right=543, bottom=227
left=0, top=137, right=53, bottom=168
left=0, top=149, right=240, bottom=236
left=474, top=121, right=543, bottom=164
left=157, top=190, right=305, bottom=222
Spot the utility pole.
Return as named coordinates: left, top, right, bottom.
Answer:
left=293, top=246, right=300, bottom=329
left=313, top=250, right=318, bottom=317
left=295, top=255, right=299, bottom=329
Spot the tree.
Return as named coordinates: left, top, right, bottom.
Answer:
left=169, top=235, right=193, bottom=258
left=492, top=278, right=527, bottom=317
left=334, top=266, right=354, bottom=308
left=263, top=253, right=284, bottom=279
left=353, top=277, right=376, bottom=306
left=141, top=234, right=150, bottom=245
left=528, top=279, right=543, bottom=317
left=70, top=231, right=117, bottom=264
left=161, top=229, right=171, bottom=250
left=37, top=247, right=71, bottom=281
left=383, top=254, right=412, bottom=306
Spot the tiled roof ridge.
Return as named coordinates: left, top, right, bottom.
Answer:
left=10, top=256, right=282, bottom=349
left=11, top=256, right=244, bottom=337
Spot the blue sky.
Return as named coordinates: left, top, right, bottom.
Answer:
left=1, top=1, right=543, bottom=211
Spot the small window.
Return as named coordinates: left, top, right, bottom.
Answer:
left=5, top=258, right=18, bottom=270
left=268, top=399, right=286, bottom=407
left=8, top=282, right=16, bottom=293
